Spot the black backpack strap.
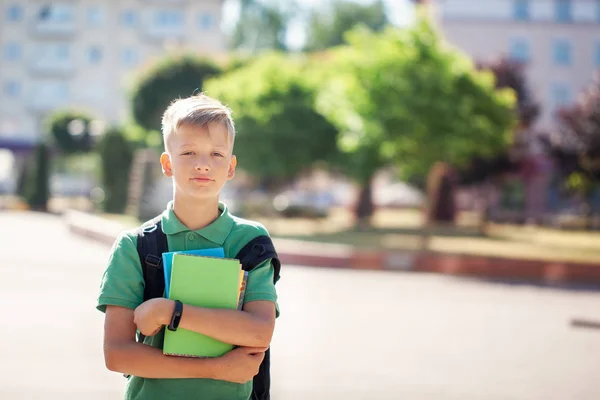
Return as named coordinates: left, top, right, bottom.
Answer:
left=136, top=216, right=169, bottom=343
left=235, top=235, right=280, bottom=400
left=251, top=347, right=271, bottom=400
left=236, top=235, right=281, bottom=284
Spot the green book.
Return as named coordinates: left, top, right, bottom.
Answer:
left=164, top=253, right=241, bottom=358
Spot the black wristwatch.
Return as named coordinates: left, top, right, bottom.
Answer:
left=167, top=300, right=183, bottom=331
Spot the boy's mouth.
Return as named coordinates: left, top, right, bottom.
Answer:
left=191, top=177, right=213, bottom=182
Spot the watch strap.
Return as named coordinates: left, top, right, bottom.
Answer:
left=167, top=300, right=183, bottom=331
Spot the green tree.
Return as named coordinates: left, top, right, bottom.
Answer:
left=45, top=110, right=95, bottom=154
left=230, top=0, right=294, bottom=52
left=205, top=53, right=339, bottom=189
left=315, top=20, right=516, bottom=224
left=304, top=0, right=388, bottom=52
left=24, top=142, right=51, bottom=211
left=131, top=55, right=222, bottom=135
left=97, top=127, right=134, bottom=213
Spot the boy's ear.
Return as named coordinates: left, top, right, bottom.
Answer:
left=160, top=152, right=173, bottom=177
left=227, top=155, right=237, bottom=180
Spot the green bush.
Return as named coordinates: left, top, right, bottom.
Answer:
left=97, top=127, right=134, bottom=213
left=24, top=142, right=51, bottom=211
left=45, top=110, right=95, bottom=154
left=131, top=55, right=221, bottom=133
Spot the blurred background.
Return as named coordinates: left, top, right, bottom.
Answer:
left=1, top=0, right=600, bottom=399
left=1, top=0, right=600, bottom=230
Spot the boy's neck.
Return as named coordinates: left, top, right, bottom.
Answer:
left=172, top=195, right=221, bottom=231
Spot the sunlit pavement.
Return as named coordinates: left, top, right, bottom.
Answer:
left=1, top=211, right=599, bottom=400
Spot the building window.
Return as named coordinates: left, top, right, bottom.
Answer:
left=3, top=42, right=22, bottom=61
left=154, top=10, right=184, bottom=28
left=513, top=0, right=530, bottom=21
left=38, top=4, right=74, bottom=23
left=88, top=46, right=103, bottom=64
left=510, top=38, right=530, bottom=62
left=38, top=43, right=70, bottom=65
left=121, top=10, right=137, bottom=27
left=121, top=48, right=139, bottom=66
left=6, top=4, right=23, bottom=22
left=38, top=81, right=69, bottom=103
left=87, top=6, right=103, bottom=26
left=551, top=83, right=571, bottom=110
left=3, top=80, right=21, bottom=97
left=198, top=12, right=214, bottom=31
left=553, top=40, right=571, bottom=66
left=555, top=0, right=572, bottom=23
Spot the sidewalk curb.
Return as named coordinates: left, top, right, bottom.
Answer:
left=65, top=210, right=600, bottom=285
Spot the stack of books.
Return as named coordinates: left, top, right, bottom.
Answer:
left=161, top=250, right=248, bottom=358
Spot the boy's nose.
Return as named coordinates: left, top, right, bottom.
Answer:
left=194, top=160, right=210, bottom=171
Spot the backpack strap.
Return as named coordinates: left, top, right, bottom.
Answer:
left=136, top=215, right=169, bottom=343
left=235, top=235, right=280, bottom=400
left=236, top=235, right=281, bottom=284
left=252, top=347, right=271, bottom=400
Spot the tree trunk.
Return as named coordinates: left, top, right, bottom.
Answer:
left=355, top=180, right=374, bottom=228
left=425, top=162, right=457, bottom=225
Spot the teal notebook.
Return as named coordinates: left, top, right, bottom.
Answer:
left=162, top=248, right=225, bottom=298
left=163, top=253, right=241, bottom=358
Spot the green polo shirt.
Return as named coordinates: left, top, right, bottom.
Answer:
left=96, top=201, right=279, bottom=400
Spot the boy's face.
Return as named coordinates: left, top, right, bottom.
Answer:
left=160, top=122, right=236, bottom=202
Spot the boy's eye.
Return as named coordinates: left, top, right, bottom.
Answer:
left=212, top=152, right=224, bottom=157
left=182, top=151, right=194, bottom=156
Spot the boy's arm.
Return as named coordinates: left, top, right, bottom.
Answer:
left=135, top=298, right=276, bottom=348
left=104, top=305, right=266, bottom=382
left=177, top=300, right=275, bottom=347
left=134, top=259, right=278, bottom=348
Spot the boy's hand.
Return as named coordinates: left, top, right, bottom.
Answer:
left=214, top=347, right=268, bottom=384
left=134, top=298, right=173, bottom=336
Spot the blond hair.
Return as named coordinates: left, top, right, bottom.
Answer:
left=161, top=93, right=235, bottom=152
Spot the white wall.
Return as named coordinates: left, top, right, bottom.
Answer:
left=442, top=0, right=510, bottom=19
left=442, top=0, right=600, bottom=23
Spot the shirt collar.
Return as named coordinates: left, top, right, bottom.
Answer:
left=161, top=201, right=234, bottom=245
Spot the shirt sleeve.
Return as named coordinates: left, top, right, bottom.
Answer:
left=243, top=259, right=280, bottom=318
left=96, top=233, right=145, bottom=313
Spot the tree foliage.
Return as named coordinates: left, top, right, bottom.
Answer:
left=305, top=0, right=388, bottom=52
left=554, top=82, right=600, bottom=182
left=45, top=110, right=94, bottom=154
left=476, top=57, right=540, bottom=130
left=205, top=53, right=339, bottom=187
left=314, top=19, right=516, bottom=221
left=230, top=0, right=294, bottom=52
left=131, top=55, right=222, bottom=133
left=24, top=142, right=51, bottom=211
left=546, top=79, right=599, bottom=193
left=459, top=58, right=540, bottom=185
left=316, top=20, right=516, bottom=184
left=546, top=79, right=600, bottom=221
left=97, top=127, right=134, bottom=213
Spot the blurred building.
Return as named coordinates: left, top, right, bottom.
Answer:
left=432, top=0, right=600, bottom=131
left=0, top=0, right=226, bottom=144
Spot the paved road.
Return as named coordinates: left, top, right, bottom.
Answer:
left=1, top=211, right=599, bottom=400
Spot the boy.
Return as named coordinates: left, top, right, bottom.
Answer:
left=96, top=94, right=279, bottom=400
